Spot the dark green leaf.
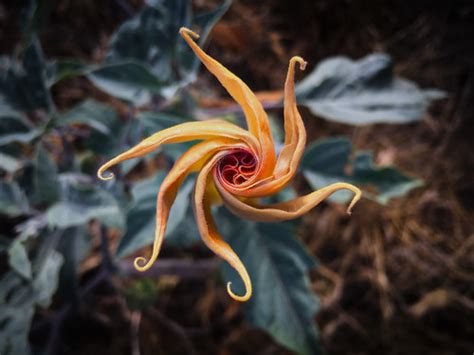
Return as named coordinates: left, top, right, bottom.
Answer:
left=87, top=61, right=165, bottom=105
left=59, top=99, right=129, bottom=157
left=137, top=110, right=196, bottom=160
left=301, top=137, right=423, bottom=204
left=116, top=174, right=194, bottom=257
left=59, top=99, right=115, bottom=134
left=8, top=240, right=32, bottom=279
left=0, top=38, right=53, bottom=111
left=0, top=229, right=63, bottom=355
left=57, top=226, right=91, bottom=304
left=32, top=249, right=63, bottom=308
left=137, top=111, right=189, bottom=131
left=167, top=202, right=200, bottom=246
left=219, top=209, right=321, bottom=355
left=0, top=304, right=34, bottom=355
left=0, top=152, right=22, bottom=173
left=0, top=181, right=29, bottom=216
left=30, top=143, right=60, bottom=204
left=46, top=174, right=125, bottom=229
left=0, top=112, right=42, bottom=146
left=105, top=0, right=230, bottom=99
left=296, top=53, right=445, bottom=125
left=46, top=59, right=90, bottom=86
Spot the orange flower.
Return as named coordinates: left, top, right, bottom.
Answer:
left=98, top=27, right=361, bottom=302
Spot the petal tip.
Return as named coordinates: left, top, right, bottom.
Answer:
left=291, top=56, right=307, bottom=71
left=179, top=27, right=200, bottom=40
left=227, top=282, right=252, bottom=302
left=134, top=256, right=152, bottom=272
left=346, top=187, right=362, bottom=215
left=97, top=170, right=114, bottom=181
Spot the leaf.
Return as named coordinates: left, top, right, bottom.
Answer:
left=59, top=99, right=114, bottom=134
left=137, top=111, right=189, bottom=131
left=219, top=209, right=322, bottom=355
left=0, top=38, right=53, bottom=111
left=57, top=226, right=90, bottom=304
left=17, top=143, right=59, bottom=206
left=116, top=174, right=194, bottom=257
left=45, top=1, right=230, bottom=104
left=46, top=59, right=90, bottom=86
left=167, top=202, right=200, bottom=246
left=0, top=229, right=63, bottom=355
left=8, top=240, right=32, bottom=279
left=301, top=137, right=423, bottom=204
left=46, top=174, right=125, bottom=229
left=87, top=61, right=165, bottom=105
left=137, top=110, right=196, bottom=160
left=0, top=181, right=29, bottom=216
left=296, top=53, right=445, bottom=125
left=0, top=304, right=34, bottom=355
left=105, top=0, right=230, bottom=99
left=0, top=111, right=42, bottom=146
left=33, top=249, right=64, bottom=308
left=0, top=152, right=22, bottom=173
left=59, top=99, right=124, bottom=156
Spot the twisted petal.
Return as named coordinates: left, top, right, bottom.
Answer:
left=194, top=152, right=252, bottom=301
left=97, top=120, right=259, bottom=180
left=216, top=180, right=361, bottom=222
left=97, top=27, right=362, bottom=303
left=222, top=56, right=309, bottom=197
left=133, top=139, right=245, bottom=272
left=180, top=28, right=276, bottom=178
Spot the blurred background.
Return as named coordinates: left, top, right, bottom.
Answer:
left=0, top=0, right=473, bottom=354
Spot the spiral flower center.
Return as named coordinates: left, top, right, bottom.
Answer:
left=218, top=149, right=257, bottom=186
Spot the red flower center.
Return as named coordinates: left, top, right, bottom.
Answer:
left=218, top=149, right=257, bottom=186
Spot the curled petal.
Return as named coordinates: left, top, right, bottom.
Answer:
left=97, top=120, right=259, bottom=180
left=98, top=27, right=363, bottom=303
left=180, top=27, right=276, bottom=178
left=216, top=180, right=361, bottom=222
left=134, top=139, right=245, bottom=271
left=194, top=153, right=252, bottom=301
left=273, top=56, right=307, bottom=178
left=219, top=56, right=308, bottom=197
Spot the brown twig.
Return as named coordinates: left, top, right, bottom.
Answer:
left=119, top=258, right=220, bottom=279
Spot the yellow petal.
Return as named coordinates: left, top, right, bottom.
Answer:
left=134, top=138, right=245, bottom=271
left=273, top=56, right=307, bottom=178
left=194, top=152, right=252, bottom=301
left=180, top=27, right=276, bottom=178
left=217, top=181, right=361, bottom=222
left=97, top=119, right=259, bottom=181
left=214, top=57, right=308, bottom=198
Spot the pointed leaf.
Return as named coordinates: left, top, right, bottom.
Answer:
left=0, top=38, right=53, bottom=111
left=0, top=181, right=29, bottom=216
left=219, top=209, right=321, bottom=355
left=87, top=61, right=165, bottom=105
left=301, top=137, right=423, bottom=204
left=46, top=175, right=125, bottom=229
left=0, top=152, right=22, bottom=173
left=8, top=240, right=32, bottom=279
left=0, top=112, right=42, bottom=146
left=116, top=174, right=194, bottom=257
left=296, top=53, right=445, bottom=125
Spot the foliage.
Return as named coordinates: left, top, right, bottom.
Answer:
left=0, top=1, right=443, bottom=354
left=301, top=137, right=423, bottom=204
left=219, top=209, right=322, bottom=355
left=295, top=53, right=445, bottom=125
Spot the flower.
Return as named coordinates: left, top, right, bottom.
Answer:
left=98, top=27, right=361, bottom=302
